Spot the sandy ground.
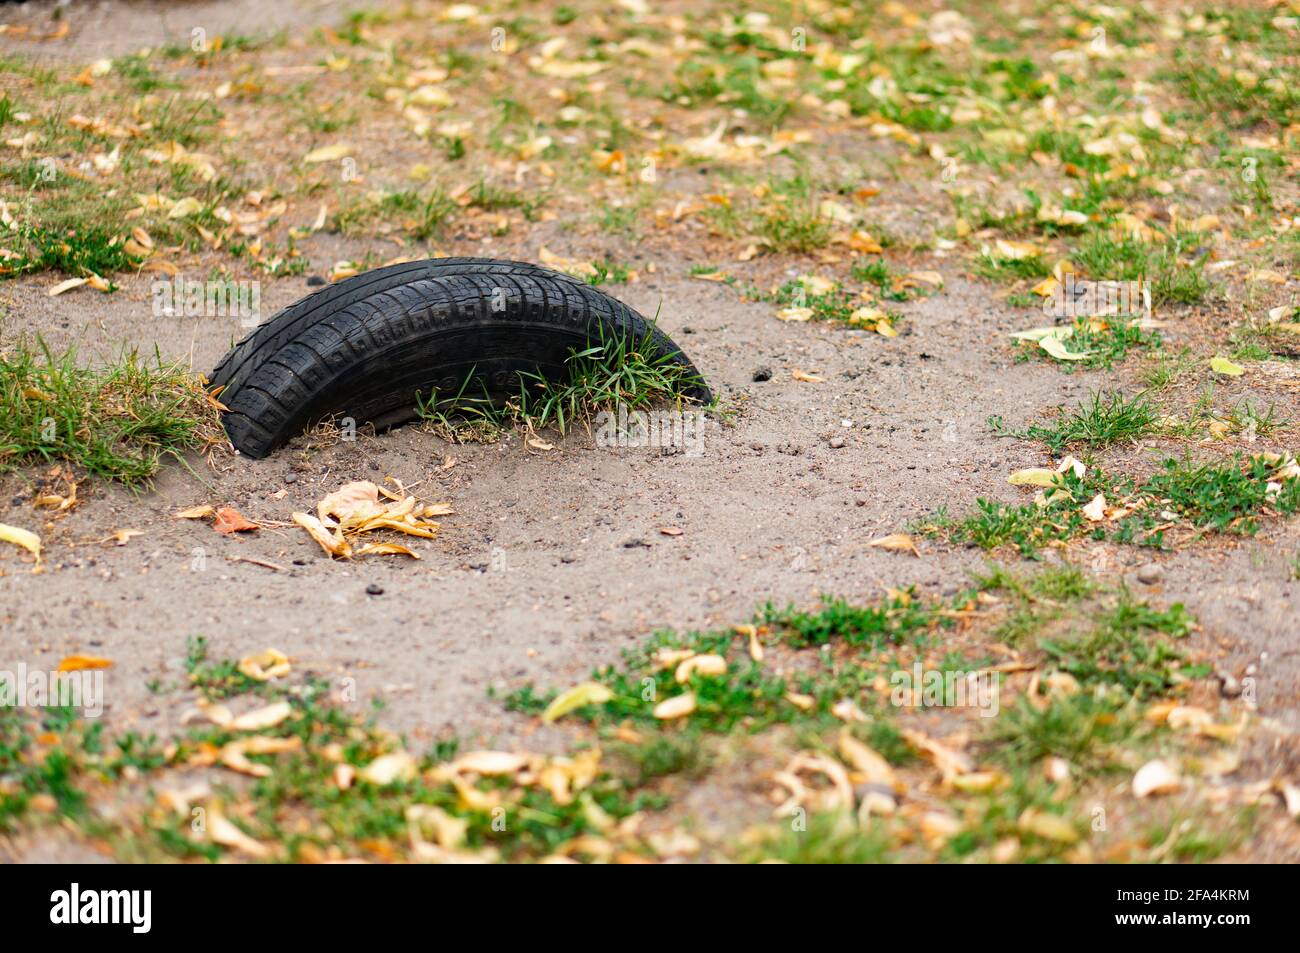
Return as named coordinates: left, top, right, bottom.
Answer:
left=3, top=262, right=1297, bottom=751
left=0, top=0, right=358, bottom=61
left=1, top=0, right=1298, bottom=862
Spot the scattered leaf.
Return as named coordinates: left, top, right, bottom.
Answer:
left=653, top=692, right=697, bottom=720
left=866, top=532, right=920, bottom=556
left=1133, top=759, right=1181, bottom=798
left=542, top=681, right=614, bottom=723
left=0, top=522, right=40, bottom=561
left=213, top=506, right=259, bottom=534
left=1210, top=356, right=1244, bottom=377
left=57, top=655, right=113, bottom=672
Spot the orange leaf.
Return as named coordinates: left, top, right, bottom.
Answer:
left=58, top=655, right=113, bottom=672
left=213, top=507, right=259, bottom=534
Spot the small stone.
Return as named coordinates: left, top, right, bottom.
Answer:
left=1219, top=674, right=1242, bottom=698
left=752, top=366, right=773, bottom=382
left=284, top=473, right=298, bottom=484
left=306, top=275, right=327, bottom=286
left=1135, top=564, right=1163, bottom=585
left=365, top=583, right=384, bottom=596
left=828, top=436, right=846, bottom=449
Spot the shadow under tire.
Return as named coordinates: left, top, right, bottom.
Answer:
left=208, top=257, right=712, bottom=459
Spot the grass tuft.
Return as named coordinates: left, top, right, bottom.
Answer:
left=0, top=336, right=220, bottom=483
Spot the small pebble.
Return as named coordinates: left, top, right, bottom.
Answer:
left=1136, top=564, right=1163, bottom=585
left=828, top=436, right=846, bottom=449
left=306, top=275, right=326, bottom=286
left=365, top=583, right=384, bottom=596
left=752, top=366, right=773, bottom=382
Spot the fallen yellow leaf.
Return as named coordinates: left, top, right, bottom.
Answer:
left=542, top=681, right=614, bottom=723
left=0, top=522, right=40, bottom=561
left=866, top=533, right=920, bottom=556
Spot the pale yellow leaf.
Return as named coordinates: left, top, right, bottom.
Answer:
left=0, top=522, right=40, bottom=561
left=866, top=532, right=920, bottom=556
left=542, top=681, right=614, bottom=723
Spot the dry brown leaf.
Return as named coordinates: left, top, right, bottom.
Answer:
left=1133, top=759, right=1181, bottom=798
left=355, top=542, right=421, bottom=558
left=227, top=701, right=292, bottom=732
left=293, top=511, right=351, bottom=558
left=317, top=481, right=384, bottom=525
left=237, top=648, right=290, bottom=682
left=451, top=751, right=530, bottom=776
left=360, top=751, right=417, bottom=785
left=867, top=532, right=920, bottom=556
left=206, top=803, right=271, bottom=858
left=47, top=277, right=87, bottom=297
left=213, top=506, right=259, bottom=534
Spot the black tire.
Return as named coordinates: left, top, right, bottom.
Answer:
left=208, top=257, right=711, bottom=458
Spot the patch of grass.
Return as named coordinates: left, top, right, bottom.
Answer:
left=989, top=391, right=1158, bottom=454
left=1137, top=454, right=1300, bottom=536
left=114, top=55, right=180, bottom=94
left=1142, top=809, right=1255, bottom=863
left=1015, top=319, right=1163, bottom=370
left=185, top=636, right=265, bottom=700
left=973, top=562, right=1098, bottom=645
left=0, top=337, right=220, bottom=483
left=762, top=593, right=934, bottom=650
left=610, top=732, right=707, bottom=784
left=514, top=324, right=707, bottom=433
left=417, top=323, right=708, bottom=441
left=974, top=252, right=1053, bottom=282
left=922, top=452, right=1300, bottom=554
left=1072, top=231, right=1210, bottom=307
left=942, top=773, right=1083, bottom=862
left=1174, top=61, right=1298, bottom=129
left=709, top=174, right=831, bottom=254
left=663, top=53, right=792, bottom=125
left=0, top=221, right=141, bottom=278
left=586, top=258, right=633, bottom=286
left=743, top=811, right=894, bottom=864
left=943, top=495, right=1090, bottom=556
left=506, top=591, right=961, bottom=734
left=988, top=694, right=1141, bottom=774
left=466, top=179, right=544, bottom=220
left=333, top=188, right=457, bottom=240
left=7, top=653, right=664, bottom=862
left=851, top=257, right=926, bottom=302
left=766, top=278, right=902, bottom=330
left=1041, top=590, right=1192, bottom=696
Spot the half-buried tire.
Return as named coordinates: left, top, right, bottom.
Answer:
left=208, top=257, right=712, bottom=458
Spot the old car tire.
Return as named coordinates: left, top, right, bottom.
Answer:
left=208, top=257, right=711, bottom=458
